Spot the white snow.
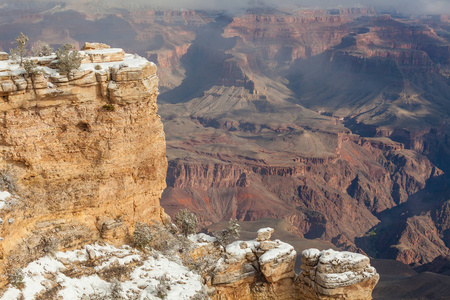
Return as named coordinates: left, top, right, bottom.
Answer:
left=259, top=240, right=296, bottom=264
left=82, top=48, right=124, bottom=55
left=0, top=51, right=155, bottom=79
left=302, top=248, right=321, bottom=258
left=189, top=233, right=217, bottom=244
left=226, top=240, right=260, bottom=260
left=318, top=270, right=358, bottom=284
left=319, top=249, right=368, bottom=265
left=0, top=243, right=204, bottom=300
left=257, top=227, right=273, bottom=234
left=79, top=53, right=153, bottom=73
left=0, top=190, right=11, bottom=201
left=0, top=190, right=11, bottom=210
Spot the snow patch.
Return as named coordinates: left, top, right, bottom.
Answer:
left=257, top=227, right=273, bottom=234
left=259, top=240, right=295, bottom=263
left=226, top=240, right=260, bottom=260
left=0, top=243, right=204, bottom=300
left=319, top=249, right=368, bottom=265
left=0, top=190, right=12, bottom=210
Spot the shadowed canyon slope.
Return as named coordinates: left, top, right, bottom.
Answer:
left=1, top=1, right=450, bottom=280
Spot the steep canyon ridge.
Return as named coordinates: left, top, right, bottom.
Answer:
left=0, top=0, right=450, bottom=298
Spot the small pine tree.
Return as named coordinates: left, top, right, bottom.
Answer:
left=10, top=33, right=29, bottom=66
left=213, top=219, right=241, bottom=248
left=175, top=209, right=198, bottom=237
left=23, top=59, right=42, bottom=76
left=31, top=40, right=53, bottom=57
left=55, top=43, right=82, bottom=74
left=133, top=221, right=153, bottom=250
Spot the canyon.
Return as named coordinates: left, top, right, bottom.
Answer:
left=0, top=40, right=380, bottom=298
left=0, top=1, right=450, bottom=298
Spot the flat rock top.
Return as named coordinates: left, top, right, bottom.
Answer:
left=81, top=48, right=124, bottom=55
left=319, top=249, right=369, bottom=265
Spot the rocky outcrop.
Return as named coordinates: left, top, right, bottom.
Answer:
left=203, top=228, right=378, bottom=300
left=298, top=248, right=379, bottom=299
left=0, top=43, right=167, bottom=286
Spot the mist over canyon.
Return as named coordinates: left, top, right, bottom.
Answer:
left=1, top=1, right=450, bottom=298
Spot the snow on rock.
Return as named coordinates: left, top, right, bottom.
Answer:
left=259, top=240, right=295, bottom=264
left=298, top=248, right=379, bottom=299
left=80, top=48, right=125, bottom=63
left=0, top=190, right=11, bottom=210
left=301, top=248, right=321, bottom=266
left=259, top=240, right=297, bottom=283
left=226, top=240, right=260, bottom=260
left=256, top=227, right=274, bottom=241
left=213, top=231, right=297, bottom=285
left=318, top=249, right=370, bottom=273
left=189, top=233, right=217, bottom=246
left=0, top=52, right=8, bottom=60
left=0, top=243, right=204, bottom=300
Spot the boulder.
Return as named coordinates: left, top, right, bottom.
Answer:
left=298, top=248, right=379, bottom=300
left=83, top=48, right=125, bottom=63
left=0, top=52, right=9, bottom=60
left=256, top=227, right=274, bottom=241
left=83, top=42, right=111, bottom=50
left=259, top=241, right=296, bottom=282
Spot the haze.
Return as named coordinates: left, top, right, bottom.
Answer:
left=8, top=0, right=450, bottom=15
left=138, top=0, right=450, bottom=15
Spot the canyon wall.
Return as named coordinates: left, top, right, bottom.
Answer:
left=0, top=44, right=167, bottom=285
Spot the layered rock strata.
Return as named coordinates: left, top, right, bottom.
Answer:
left=298, top=249, right=379, bottom=299
left=206, top=228, right=378, bottom=300
left=0, top=43, right=167, bottom=286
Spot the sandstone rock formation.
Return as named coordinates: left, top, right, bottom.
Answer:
left=298, top=249, right=379, bottom=299
left=0, top=43, right=167, bottom=286
left=203, top=227, right=378, bottom=300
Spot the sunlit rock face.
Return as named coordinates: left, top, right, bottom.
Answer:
left=204, top=228, right=379, bottom=300
left=298, top=248, right=379, bottom=299
left=0, top=43, right=168, bottom=286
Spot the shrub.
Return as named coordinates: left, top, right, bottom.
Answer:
left=213, top=219, right=241, bottom=248
left=133, top=221, right=153, bottom=250
left=42, top=236, right=59, bottom=255
left=31, top=41, right=53, bottom=57
left=95, top=64, right=102, bottom=70
left=23, top=59, right=42, bottom=76
left=174, top=209, right=198, bottom=237
left=110, top=279, right=124, bottom=299
left=184, top=254, right=217, bottom=277
left=8, top=268, right=25, bottom=289
left=0, top=168, right=18, bottom=194
left=9, top=33, right=29, bottom=66
left=155, top=273, right=171, bottom=299
left=55, top=44, right=82, bottom=73
left=102, top=104, right=115, bottom=112
left=190, top=289, right=209, bottom=300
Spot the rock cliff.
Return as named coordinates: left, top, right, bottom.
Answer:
left=0, top=43, right=167, bottom=286
left=201, top=227, right=379, bottom=300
